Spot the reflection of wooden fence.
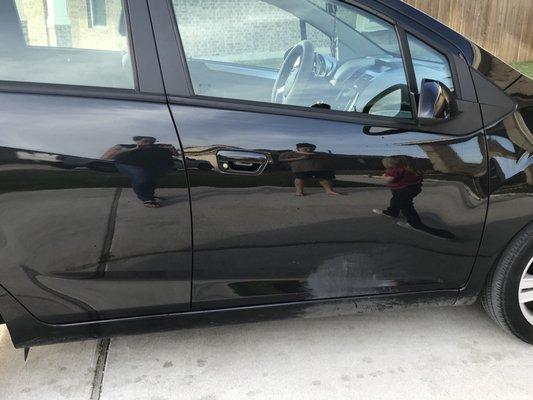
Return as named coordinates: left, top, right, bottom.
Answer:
left=404, top=0, right=533, bottom=62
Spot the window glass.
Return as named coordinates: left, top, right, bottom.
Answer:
left=172, top=0, right=412, bottom=118
left=2, top=0, right=134, bottom=89
left=366, top=85, right=411, bottom=119
left=173, top=0, right=301, bottom=70
left=407, top=34, right=454, bottom=92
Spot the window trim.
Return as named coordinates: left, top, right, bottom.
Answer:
left=0, top=80, right=163, bottom=102
left=402, top=29, right=460, bottom=98
left=168, top=93, right=424, bottom=131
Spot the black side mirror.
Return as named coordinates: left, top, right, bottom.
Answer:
left=418, top=79, right=459, bottom=124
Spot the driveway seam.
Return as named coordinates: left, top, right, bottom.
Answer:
left=90, top=338, right=111, bottom=400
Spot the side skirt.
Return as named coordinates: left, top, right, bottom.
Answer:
left=1, top=285, right=458, bottom=348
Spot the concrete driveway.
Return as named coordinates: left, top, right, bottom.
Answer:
left=1, top=304, right=533, bottom=400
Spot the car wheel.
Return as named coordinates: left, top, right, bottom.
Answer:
left=482, top=224, right=533, bottom=344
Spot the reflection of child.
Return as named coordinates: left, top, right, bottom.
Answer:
left=279, top=143, right=340, bottom=196
left=373, top=156, right=423, bottom=228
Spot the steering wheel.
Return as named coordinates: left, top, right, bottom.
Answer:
left=271, top=40, right=316, bottom=105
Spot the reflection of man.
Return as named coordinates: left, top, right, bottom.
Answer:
left=279, top=143, right=340, bottom=196
left=102, top=136, right=178, bottom=208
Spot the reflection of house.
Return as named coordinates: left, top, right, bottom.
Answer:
left=14, top=0, right=125, bottom=51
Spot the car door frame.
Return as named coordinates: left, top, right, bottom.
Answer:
left=147, top=0, right=487, bottom=297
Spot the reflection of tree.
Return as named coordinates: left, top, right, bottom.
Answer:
left=485, top=110, right=533, bottom=191
left=487, top=74, right=533, bottom=189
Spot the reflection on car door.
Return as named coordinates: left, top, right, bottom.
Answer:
left=152, top=0, right=488, bottom=310
left=170, top=107, right=487, bottom=309
left=0, top=0, right=191, bottom=323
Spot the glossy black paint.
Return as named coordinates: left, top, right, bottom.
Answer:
left=170, top=104, right=487, bottom=310
left=0, top=0, right=531, bottom=348
left=0, top=93, right=192, bottom=323
left=458, top=72, right=533, bottom=303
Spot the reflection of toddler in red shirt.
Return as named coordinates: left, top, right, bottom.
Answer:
left=374, top=156, right=423, bottom=228
left=384, top=165, right=423, bottom=189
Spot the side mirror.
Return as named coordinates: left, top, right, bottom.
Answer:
left=418, top=79, right=459, bottom=124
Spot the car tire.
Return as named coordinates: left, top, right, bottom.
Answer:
left=482, top=224, right=533, bottom=344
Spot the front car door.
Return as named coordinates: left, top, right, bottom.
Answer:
left=0, top=0, right=191, bottom=323
left=150, top=0, right=488, bottom=310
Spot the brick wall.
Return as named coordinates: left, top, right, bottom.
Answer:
left=171, top=0, right=396, bottom=67
left=172, top=0, right=322, bottom=67
left=15, top=0, right=127, bottom=51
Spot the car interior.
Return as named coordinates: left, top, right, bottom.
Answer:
left=178, top=0, right=454, bottom=118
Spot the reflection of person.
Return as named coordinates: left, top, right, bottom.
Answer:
left=102, top=136, right=178, bottom=208
left=373, top=156, right=455, bottom=239
left=279, top=143, right=340, bottom=196
left=373, top=156, right=423, bottom=226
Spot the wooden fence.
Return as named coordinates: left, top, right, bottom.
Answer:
left=404, top=0, right=533, bottom=63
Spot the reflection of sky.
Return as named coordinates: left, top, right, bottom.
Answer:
left=449, top=142, right=484, bottom=164
left=173, top=105, right=482, bottom=162
left=493, top=153, right=533, bottom=180
left=0, top=93, right=178, bottom=160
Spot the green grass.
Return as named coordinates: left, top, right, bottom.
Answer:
left=512, top=61, right=533, bottom=79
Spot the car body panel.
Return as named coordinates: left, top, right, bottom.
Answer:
left=0, top=92, right=192, bottom=323
left=0, top=282, right=458, bottom=348
left=168, top=104, right=488, bottom=310
left=459, top=72, right=533, bottom=302
left=0, top=0, right=531, bottom=347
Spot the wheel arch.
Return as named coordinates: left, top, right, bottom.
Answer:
left=457, top=217, right=533, bottom=305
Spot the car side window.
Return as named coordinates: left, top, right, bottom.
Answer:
left=407, top=34, right=454, bottom=92
left=171, top=0, right=413, bottom=119
left=1, top=0, right=134, bottom=89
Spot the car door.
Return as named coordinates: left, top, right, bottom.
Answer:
left=0, top=0, right=191, bottom=323
left=150, top=0, right=488, bottom=310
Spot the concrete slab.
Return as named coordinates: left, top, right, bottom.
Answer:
left=99, top=304, right=533, bottom=400
left=0, top=325, right=98, bottom=400
left=2, top=304, right=533, bottom=400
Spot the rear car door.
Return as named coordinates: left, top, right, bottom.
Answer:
left=150, top=0, right=488, bottom=310
left=0, top=0, right=191, bottom=323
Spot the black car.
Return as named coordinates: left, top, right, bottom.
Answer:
left=0, top=0, right=532, bottom=348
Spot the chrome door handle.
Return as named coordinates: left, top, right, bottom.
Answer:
left=216, top=150, right=269, bottom=175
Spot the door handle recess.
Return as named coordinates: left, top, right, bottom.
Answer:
left=216, top=150, right=269, bottom=175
